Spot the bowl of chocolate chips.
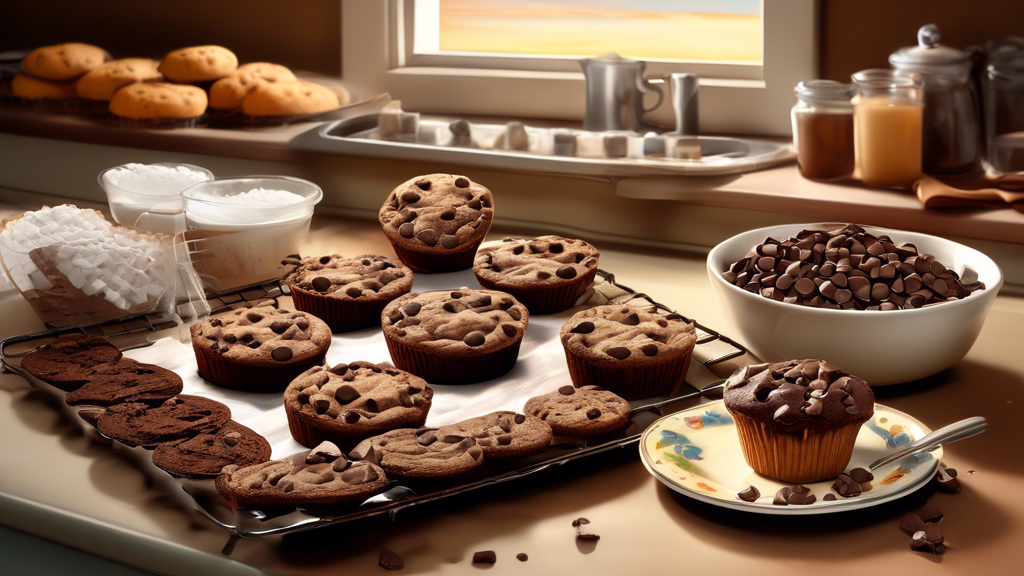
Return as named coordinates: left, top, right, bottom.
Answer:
left=708, top=223, right=1001, bottom=385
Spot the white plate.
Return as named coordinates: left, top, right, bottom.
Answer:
left=639, top=400, right=939, bottom=515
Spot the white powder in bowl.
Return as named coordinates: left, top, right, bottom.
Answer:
left=188, top=188, right=305, bottom=206
left=102, top=163, right=211, bottom=197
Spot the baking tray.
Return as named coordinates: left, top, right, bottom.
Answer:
left=1, top=266, right=746, bottom=538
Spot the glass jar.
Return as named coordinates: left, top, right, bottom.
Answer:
left=984, top=50, right=1024, bottom=172
left=852, top=69, right=924, bottom=188
left=791, top=80, right=855, bottom=181
left=890, top=24, right=981, bottom=175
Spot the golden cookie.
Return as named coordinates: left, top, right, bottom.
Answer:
left=76, top=59, right=163, bottom=101
left=109, top=82, right=208, bottom=120
left=209, top=62, right=297, bottom=110
left=22, top=43, right=111, bottom=81
left=158, top=45, right=238, bottom=83
left=241, top=80, right=342, bottom=117
left=11, top=74, right=79, bottom=100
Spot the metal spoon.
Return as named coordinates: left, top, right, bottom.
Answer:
left=869, top=416, right=987, bottom=470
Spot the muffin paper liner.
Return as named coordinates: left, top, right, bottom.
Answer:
left=388, top=238, right=483, bottom=274
left=562, top=340, right=694, bottom=400
left=383, top=335, right=523, bottom=384
left=290, top=287, right=396, bottom=333
left=475, top=267, right=598, bottom=315
left=730, top=412, right=864, bottom=483
left=192, top=340, right=326, bottom=392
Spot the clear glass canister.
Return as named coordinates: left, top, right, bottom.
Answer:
left=984, top=50, right=1024, bottom=172
left=852, top=69, right=924, bottom=188
left=792, top=80, right=855, bottom=181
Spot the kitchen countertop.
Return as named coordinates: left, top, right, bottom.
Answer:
left=1, top=195, right=1023, bottom=575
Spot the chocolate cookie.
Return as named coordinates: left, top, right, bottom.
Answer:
left=283, top=254, right=413, bottom=332
left=190, top=302, right=331, bottom=391
left=378, top=174, right=494, bottom=273
left=21, top=334, right=123, bottom=391
left=284, top=362, right=433, bottom=448
left=350, top=428, right=486, bottom=479
left=96, top=395, right=231, bottom=448
left=473, top=236, right=600, bottom=314
left=524, top=385, right=632, bottom=437
left=560, top=305, right=696, bottom=399
left=216, top=441, right=389, bottom=508
left=64, top=358, right=183, bottom=406
left=152, top=420, right=271, bottom=479
left=380, top=289, right=529, bottom=384
left=437, top=411, right=552, bottom=460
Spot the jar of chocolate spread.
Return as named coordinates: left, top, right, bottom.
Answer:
left=792, top=80, right=856, bottom=181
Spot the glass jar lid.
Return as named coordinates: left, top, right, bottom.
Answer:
left=794, top=80, right=855, bottom=106
left=890, top=25, right=970, bottom=76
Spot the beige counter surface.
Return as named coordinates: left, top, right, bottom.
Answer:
left=1, top=200, right=1023, bottom=575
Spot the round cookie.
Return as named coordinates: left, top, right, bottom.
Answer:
left=473, top=236, right=600, bottom=314
left=76, top=59, right=162, bottom=101
left=380, top=289, right=529, bottom=384
left=152, top=420, right=272, bottom=479
left=350, top=428, right=485, bottom=480
left=10, top=73, right=79, bottom=100
left=216, top=441, right=389, bottom=508
left=437, top=411, right=552, bottom=460
left=20, top=334, right=123, bottom=391
left=208, top=62, right=297, bottom=110
left=378, top=174, right=494, bottom=273
left=283, top=254, right=413, bottom=332
left=158, top=45, right=238, bottom=83
left=96, top=395, right=231, bottom=448
left=241, top=80, right=343, bottom=116
left=524, top=385, right=632, bottom=437
left=190, top=302, right=331, bottom=392
left=560, top=305, right=696, bottom=399
left=22, top=43, right=111, bottom=81
left=109, top=82, right=207, bottom=124
left=64, top=358, right=183, bottom=406
left=284, top=362, right=433, bottom=448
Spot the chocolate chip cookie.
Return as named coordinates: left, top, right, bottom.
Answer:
left=437, top=411, right=552, bottom=460
left=524, top=385, right=632, bottom=437
left=473, top=236, right=600, bottom=314
left=283, top=254, right=413, bottom=332
left=152, top=420, right=271, bottom=479
left=380, top=289, right=529, bottom=384
left=190, top=302, right=331, bottom=391
left=284, top=362, right=433, bottom=448
left=96, top=395, right=231, bottom=448
left=560, top=305, right=696, bottom=399
left=378, top=174, right=494, bottom=273
left=158, top=45, right=238, bottom=83
left=350, top=428, right=486, bottom=479
left=108, top=82, right=208, bottom=126
left=216, top=441, right=390, bottom=508
left=22, top=43, right=111, bottom=81
left=21, top=334, right=123, bottom=391
left=208, top=62, right=297, bottom=110
left=64, top=358, right=183, bottom=406
left=76, top=58, right=163, bottom=101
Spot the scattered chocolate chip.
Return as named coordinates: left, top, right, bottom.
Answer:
left=516, top=553, right=528, bottom=562
left=773, top=487, right=793, bottom=505
left=346, top=286, right=363, bottom=298
left=343, top=411, right=360, bottom=424
left=823, top=493, right=837, bottom=501
left=378, top=549, right=404, bottom=570
left=737, top=486, right=760, bottom=502
left=311, top=276, right=332, bottom=292
left=319, top=256, right=332, bottom=265
left=222, top=431, right=242, bottom=447
left=246, top=312, right=263, bottom=323
left=934, top=466, right=961, bottom=493
left=463, top=331, right=486, bottom=347
left=454, top=177, right=471, bottom=188
left=571, top=321, right=595, bottom=334
left=572, top=518, right=600, bottom=541
left=605, top=347, right=631, bottom=360
left=849, top=467, right=873, bottom=484
left=558, top=385, right=576, bottom=395
left=556, top=265, right=577, bottom=279
left=900, top=513, right=927, bottom=535
left=269, top=320, right=291, bottom=334
left=271, top=346, right=293, bottom=362
left=335, top=384, right=360, bottom=403
left=919, top=507, right=943, bottom=523
left=472, top=551, right=496, bottom=564
left=586, top=408, right=601, bottom=419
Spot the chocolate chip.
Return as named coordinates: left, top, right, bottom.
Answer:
left=605, top=347, right=631, bottom=360
left=341, top=463, right=379, bottom=484
left=342, top=410, right=360, bottom=423
left=537, top=271, right=551, bottom=279
left=622, top=312, right=640, bottom=326
left=463, top=331, right=486, bottom=347
left=403, top=302, right=421, bottom=317
left=454, top=177, right=471, bottom=188
left=270, top=320, right=291, bottom=334
left=439, top=207, right=457, bottom=221
left=246, top=312, right=263, bottom=323
left=737, top=486, right=760, bottom=502
left=319, top=256, right=332, bottom=265
left=572, top=518, right=600, bottom=541
left=222, top=431, right=242, bottom=447
left=501, top=324, right=517, bottom=337
left=271, top=346, right=293, bottom=362
left=514, top=414, right=526, bottom=424
left=311, top=276, right=332, bottom=292
left=823, top=493, right=837, bottom=501
left=472, top=551, right=496, bottom=564
left=400, top=191, right=420, bottom=203
left=556, top=265, right=577, bottom=279
left=549, top=243, right=564, bottom=253
left=571, top=321, right=595, bottom=334
left=586, top=408, right=601, bottom=419
left=388, top=310, right=404, bottom=324
left=346, top=286, right=363, bottom=298
left=416, top=229, right=438, bottom=246
left=641, top=344, right=658, bottom=356
left=516, top=553, right=528, bottom=562
left=919, top=507, right=943, bottom=523
left=335, top=384, right=360, bottom=403
left=468, top=198, right=482, bottom=210
left=442, top=302, right=457, bottom=313
left=508, top=308, right=522, bottom=321
left=849, top=467, right=873, bottom=484
left=415, top=179, right=431, bottom=190
left=473, top=295, right=492, bottom=307
left=558, top=385, right=576, bottom=395
left=399, top=223, right=415, bottom=238
left=379, top=549, right=404, bottom=570
left=900, top=513, right=927, bottom=535
left=440, top=235, right=459, bottom=249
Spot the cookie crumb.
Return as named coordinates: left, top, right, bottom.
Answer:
left=472, top=550, right=496, bottom=564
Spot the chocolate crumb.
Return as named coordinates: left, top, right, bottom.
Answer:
left=573, top=517, right=600, bottom=541
left=737, top=486, right=760, bottom=502
left=919, top=507, right=944, bottom=523
left=378, top=549, right=404, bottom=570
left=472, top=551, right=496, bottom=564
left=516, top=553, right=528, bottom=562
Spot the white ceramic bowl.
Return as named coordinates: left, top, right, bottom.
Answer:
left=707, top=223, right=1003, bottom=385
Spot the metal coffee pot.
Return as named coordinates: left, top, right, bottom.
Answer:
left=580, top=53, right=664, bottom=132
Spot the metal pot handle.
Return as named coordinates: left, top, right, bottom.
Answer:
left=639, top=77, right=664, bottom=113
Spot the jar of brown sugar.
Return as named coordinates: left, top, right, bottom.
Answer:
left=791, top=80, right=856, bottom=181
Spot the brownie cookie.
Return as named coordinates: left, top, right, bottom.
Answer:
left=21, top=334, right=122, bottom=391
left=108, top=83, right=207, bottom=126
left=437, top=411, right=552, bottom=460
left=378, top=174, right=494, bottom=273
left=96, top=395, right=231, bottom=448
left=283, top=254, right=413, bottom=332
left=284, top=362, right=433, bottom=448
left=524, top=385, right=632, bottom=437
left=209, top=62, right=297, bottom=110
left=22, top=43, right=111, bottom=81
left=474, top=236, right=600, bottom=314
left=10, top=74, right=79, bottom=100
left=190, top=302, right=331, bottom=391
left=560, top=305, right=696, bottom=399
left=381, top=289, right=529, bottom=384
left=158, top=45, right=238, bottom=83
left=152, top=420, right=271, bottom=479
left=64, top=358, right=183, bottom=406
left=350, top=428, right=486, bottom=479
left=216, top=441, right=389, bottom=508
left=76, top=58, right=163, bottom=101
left=242, top=80, right=344, bottom=116
left=724, top=360, right=875, bottom=483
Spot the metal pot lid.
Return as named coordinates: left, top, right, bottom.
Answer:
left=584, top=53, right=643, bottom=66
left=890, top=24, right=969, bottom=68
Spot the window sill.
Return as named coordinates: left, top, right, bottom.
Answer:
left=385, top=66, right=768, bottom=90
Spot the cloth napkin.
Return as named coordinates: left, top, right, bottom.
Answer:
left=914, top=172, right=1024, bottom=212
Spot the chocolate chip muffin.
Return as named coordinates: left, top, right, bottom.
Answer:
left=284, top=254, right=413, bottom=332
left=152, top=420, right=271, bottom=479
left=560, top=305, right=696, bottom=399
left=473, top=236, right=600, bottom=314
left=284, top=362, right=433, bottom=448
left=190, top=302, right=331, bottom=391
left=378, top=174, right=493, bottom=273
left=381, top=289, right=529, bottom=384
left=723, top=360, right=875, bottom=483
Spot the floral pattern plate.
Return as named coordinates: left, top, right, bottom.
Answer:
left=639, top=400, right=939, bottom=515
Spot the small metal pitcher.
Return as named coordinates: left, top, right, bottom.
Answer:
left=581, top=53, right=664, bottom=132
